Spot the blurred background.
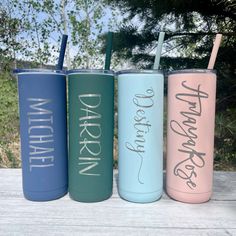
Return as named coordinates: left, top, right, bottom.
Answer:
left=0, top=0, right=235, bottom=170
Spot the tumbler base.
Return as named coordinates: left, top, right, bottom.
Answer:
left=166, top=186, right=211, bottom=204
left=69, top=188, right=112, bottom=203
left=118, top=188, right=162, bottom=203
left=23, top=185, right=68, bottom=201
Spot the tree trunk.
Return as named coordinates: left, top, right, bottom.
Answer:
left=85, top=0, right=91, bottom=69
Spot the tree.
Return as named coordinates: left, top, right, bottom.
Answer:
left=107, top=0, right=236, bottom=169
left=0, top=1, right=23, bottom=70
left=107, top=0, right=236, bottom=106
left=0, top=0, right=117, bottom=69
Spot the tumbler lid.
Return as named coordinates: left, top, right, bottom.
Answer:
left=117, top=69, right=163, bottom=75
left=168, top=69, right=216, bottom=75
left=13, top=69, right=65, bottom=75
left=67, top=69, right=114, bottom=76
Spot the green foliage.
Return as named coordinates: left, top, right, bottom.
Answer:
left=107, top=3, right=235, bottom=72
left=1, top=147, right=20, bottom=168
left=0, top=72, right=19, bottom=143
left=0, top=3, right=22, bottom=70
left=0, top=72, right=20, bottom=167
left=214, top=109, right=236, bottom=170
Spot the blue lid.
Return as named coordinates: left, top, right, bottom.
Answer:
left=13, top=69, right=65, bottom=75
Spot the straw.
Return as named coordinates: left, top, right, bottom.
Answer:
left=56, top=34, right=68, bottom=70
left=104, top=31, right=113, bottom=70
left=207, top=34, right=222, bottom=69
left=153, top=32, right=165, bottom=70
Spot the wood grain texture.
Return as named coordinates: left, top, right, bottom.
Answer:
left=0, top=169, right=235, bottom=236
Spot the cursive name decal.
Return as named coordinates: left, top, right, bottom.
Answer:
left=170, top=80, right=209, bottom=189
left=125, top=88, right=154, bottom=184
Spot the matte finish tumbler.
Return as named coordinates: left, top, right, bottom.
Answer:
left=166, top=69, right=217, bottom=203
left=16, top=69, right=68, bottom=201
left=68, top=69, right=114, bottom=202
left=118, top=70, right=164, bottom=203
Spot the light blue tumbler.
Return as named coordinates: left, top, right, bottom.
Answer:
left=118, top=70, right=164, bottom=203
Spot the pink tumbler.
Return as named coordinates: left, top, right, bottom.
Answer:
left=166, top=69, right=217, bottom=203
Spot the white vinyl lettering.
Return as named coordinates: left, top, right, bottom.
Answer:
left=78, top=94, right=102, bottom=176
left=27, top=98, right=54, bottom=171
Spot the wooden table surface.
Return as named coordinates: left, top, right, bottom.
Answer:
left=0, top=169, right=236, bottom=236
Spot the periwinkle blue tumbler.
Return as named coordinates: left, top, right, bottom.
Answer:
left=16, top=69, right=68, bottom=201
left=118, top=70, right=164, bottom=203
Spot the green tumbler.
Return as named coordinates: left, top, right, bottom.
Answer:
left=68, top=69, right=114, bottom=202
